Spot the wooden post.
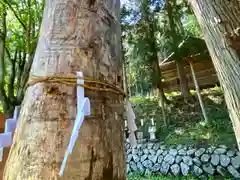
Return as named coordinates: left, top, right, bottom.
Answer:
left=189, top=59, right=208, bottom=122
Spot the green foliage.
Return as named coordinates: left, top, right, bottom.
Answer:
left=162, top=117, right=235, bottom=148
left=183, top=14, right=202, bottom=38
left=128, top=173, right=233, bottom=180
left=177, top=37, right=209, bottom=59
left=128, top=174, right=233, bottom=180
left=0, top=0, right=44, bottom=115
left=130, top=88, right=236, bottom=148
left=122, top=0, right=165, bottom=95
left=121, top=0, right=205, bottom=96
left=128, top=174, right=197, bottom=180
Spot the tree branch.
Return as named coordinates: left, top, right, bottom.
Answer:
left=3, top=0, right=27, bottom=30
left=5, top=46, right=11, bottom=60
left=26, top=0, right=33, bottom=54
left=17, top=54, right=33, bottom=102
left=8, top=51, right=17, bottom=104
left=16, top=51, right=25, bottom=99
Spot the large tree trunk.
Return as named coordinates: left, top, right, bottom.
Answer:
left=4, top=1, right=126, bottom=179
left=189, top=0, right=240, bottom=149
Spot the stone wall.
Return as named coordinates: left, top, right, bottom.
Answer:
left=126, top=142, right=240, bottom=179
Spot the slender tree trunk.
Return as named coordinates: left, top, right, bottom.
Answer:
left=166, top=0, right=191, bottom=101
left=125, top=61, right=131, bottom=97
left=176, top=59, right=191, bottom=100
left=127, top=65, right=132, bottom=97
left=0, top=4, right=11, bottom=116
left=4, top=1, right=125, bottom=179
left=135, top=79, right=140, bottom=95
left=0, top=38, right=8, bottom=113
left=152, top=59, right=168, bottom=127
left=189, top=0, right=240, bottom=149
left=8, top=51, right=17, bottom=105
left=153, top=59, right=168, bottom=103
left=122, top=43, right=129, bottom=98
left=122, top=60, right=128, bottom=96
left=16, top=52, right=26, bottom=104
left=158, top=88, right=167, bottom=127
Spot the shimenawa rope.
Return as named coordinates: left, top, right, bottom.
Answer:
left=27, top=75, right=126, bottom=96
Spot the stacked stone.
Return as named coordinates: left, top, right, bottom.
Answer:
left=126, top=142, right=240, bottom=179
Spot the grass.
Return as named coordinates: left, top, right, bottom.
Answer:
left=130, top=87, right=237, bottom=149
left=160, top=119, right=235, bottom=148
left=128, top=174, right=198, bottom=180
left=128, top=174, right=232, bottom=180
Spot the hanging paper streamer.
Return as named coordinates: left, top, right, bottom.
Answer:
left=0, top=106, right=21, bottom=161
left=125, top=100, right=137, bottom=147
left=59, top=72, right=91, bottom=176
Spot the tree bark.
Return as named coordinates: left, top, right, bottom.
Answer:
left=166, top=0, right=192, bottom=101
left=127, top=65, right=132, bottom=97
left=0, top=4, right=11, bottom=116
left=152, top=59, right=168, bottom=127
left=4, top=1, right=125, bottom=179
left=122, top=43, right=129, bottom=98
left=189, top=0, right=240, bottom=149
left=176, top=59, right=191, bottom=100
